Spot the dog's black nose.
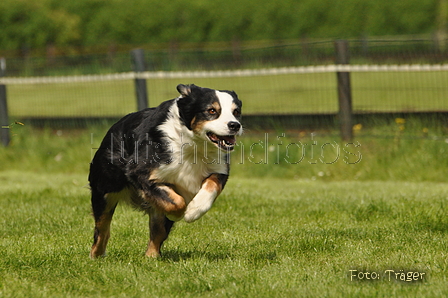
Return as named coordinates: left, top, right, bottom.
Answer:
left=228, top=121, right=241, bottom=132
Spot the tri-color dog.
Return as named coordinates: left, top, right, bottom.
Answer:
left=89, top=84, right=242, bottom=258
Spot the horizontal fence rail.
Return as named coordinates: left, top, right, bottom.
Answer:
left=1, top=38, right=448, bottom=147
left=1, top=59, right=448, bottom=145
left=2, top=64, right=448, bottom=85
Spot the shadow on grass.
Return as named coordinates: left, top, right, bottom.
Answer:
left=160, top=249, right=232, bottom=262
left=160, top=248, right=279, bottom=265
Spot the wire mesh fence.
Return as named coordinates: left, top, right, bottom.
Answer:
left=4, top=37, right=448, bottom=76
left=2, top=65, right=448, bottom=118
left=1, top=37, right=448, bottom=127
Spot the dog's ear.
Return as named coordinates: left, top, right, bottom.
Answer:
left=176, top=84, right=198, bottom=130
left=177, top=84, right=198, bottom=97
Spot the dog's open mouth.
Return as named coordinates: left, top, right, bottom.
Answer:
left=207, top=132, right=236, bottom=151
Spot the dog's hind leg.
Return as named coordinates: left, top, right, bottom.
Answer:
left=146, top=209, right=174, bottom=258
left=90, top=189, right=121, bottom=259
left=142, top=183, right=187, bottom=221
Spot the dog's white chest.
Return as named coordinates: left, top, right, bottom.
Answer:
left=157, top=153, right=227, bottom=203
left=154, top=98, right=232, bottom=203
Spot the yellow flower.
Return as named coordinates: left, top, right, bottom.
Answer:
left=422, top=128, right=429, bottom=134
left=395, top=118, right=406, bottom=124
left=353, top=123, right=363, bottom=131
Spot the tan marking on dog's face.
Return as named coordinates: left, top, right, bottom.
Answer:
left=192, top=118, right=206, bottom=135
left=231, top=102, right=241, bottom=118
left=210, top=101, right=221, bottom=114
left=191, top=101, right=221, bottom=135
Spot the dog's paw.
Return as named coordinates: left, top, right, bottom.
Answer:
left=184, top=206, right=205, bottom=223
left=183, top=205, right=207, bottom=223
left=183, top=197, right=213, bottom=223
left=89, top=251, right=106, bottom=259
left=184, top=188, right=217, bottom=223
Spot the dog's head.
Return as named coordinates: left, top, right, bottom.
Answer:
left=176, top=84, right=242, bottom=151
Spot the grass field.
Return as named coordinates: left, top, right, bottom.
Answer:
left=0, top=173, right=447, bottom=297
left=1, top=120, right=447, bottom=181
left=6, top=70, right=448, bottom=117
left=0, top=122, right=447, bottom=297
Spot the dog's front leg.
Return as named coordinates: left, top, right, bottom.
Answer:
left=146, top=209, right=174, bottom=258
left=184, top=173, right=228, bottom=223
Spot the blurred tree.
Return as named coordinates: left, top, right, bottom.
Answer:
left=0, top=0, right=80, bottom=50
left=0, top=0, right=441, bottom=52
left=436, top=0, right=448, bottom=50
left=366, top=0, right=436, bottom=35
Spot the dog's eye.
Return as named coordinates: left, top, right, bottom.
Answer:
left=233, top=109, right=241, bottom=117
left=208, top=108, right=217, bottom=115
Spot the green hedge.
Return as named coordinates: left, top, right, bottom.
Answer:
left=0, top=0, right=440, bottom=51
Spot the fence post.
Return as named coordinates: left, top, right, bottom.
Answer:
left=131, top=49, right=148, bottom=110
left=334, top=40, right=353, bottom=141
left=0, top=57, right=10, bottom=147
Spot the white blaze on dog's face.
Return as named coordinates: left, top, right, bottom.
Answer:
left=195, top=90, right=242, bottom=152
left=177, top=84, right=242, bottom=152
left=201, top=91, right=242, bottom=150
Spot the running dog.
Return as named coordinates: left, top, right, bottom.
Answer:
left=89, top=84, right=242, bottom=258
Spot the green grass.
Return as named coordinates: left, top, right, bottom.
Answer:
left=7, top=71, right=448, bottom=117
left=1, top=119, right=447, bottom=182
left=0, top=172, right=447, bottom=297
left=0, top=122, right=447, bottom=297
